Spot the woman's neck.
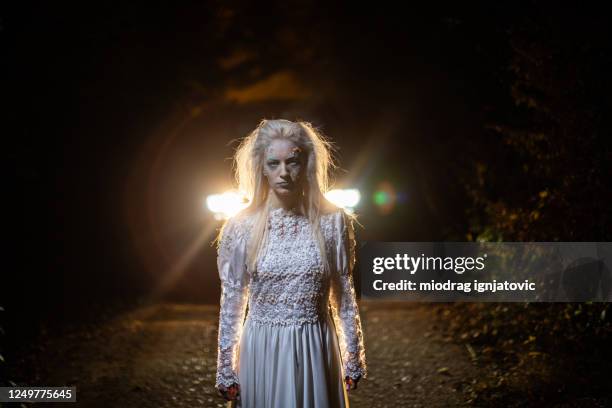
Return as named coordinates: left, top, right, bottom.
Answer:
left=269, top=191, right=302, bottom=212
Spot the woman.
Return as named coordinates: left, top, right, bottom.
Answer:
left=214, top=119, right=367, bottom=407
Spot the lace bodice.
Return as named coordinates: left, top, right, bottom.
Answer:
left=214, top=207, right=368, bottom=389
left=250, top=208, right=328, bottom=326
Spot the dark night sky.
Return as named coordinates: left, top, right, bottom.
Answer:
left=3, top=2, right=609, bottom=333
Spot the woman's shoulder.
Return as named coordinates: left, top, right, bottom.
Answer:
left=227, top=209, right=256, bottom=230
left=220, top=208, right=257, bottom=241
left=319, top=201, right=355, bottom=225
left=319, top=200, right=345, bottom=218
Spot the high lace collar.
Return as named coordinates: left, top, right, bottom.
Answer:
left=269, top=206, right=303, bottom=217
left=269, top=207, right=342, bottom=219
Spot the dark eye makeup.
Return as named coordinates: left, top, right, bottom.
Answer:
left=266, top=158, right=300, bottom=167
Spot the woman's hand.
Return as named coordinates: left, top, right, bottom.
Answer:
left=217, top=383, right=241, bottom=401
left=344, top=375, right=360, bottom=391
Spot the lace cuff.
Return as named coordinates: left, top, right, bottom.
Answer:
left=214, top=216, right=250, bottom=389
left=329, top=211, right=368, bottom=381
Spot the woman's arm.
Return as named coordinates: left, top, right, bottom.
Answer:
left=215, top=216, right=250, bottom=390
left=329, top=210, right=368, bottom=382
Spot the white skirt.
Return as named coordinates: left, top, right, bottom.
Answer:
left=232, top=313, right=349, bottom=408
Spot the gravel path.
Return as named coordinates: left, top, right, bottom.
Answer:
left=9, top=301, right=478, bottom=407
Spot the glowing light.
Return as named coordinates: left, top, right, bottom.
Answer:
left=325, top=189, right=361, bottom=212
left=206, top=190, right=250, bottom=220
left=206, top=188, right=361, bottom=219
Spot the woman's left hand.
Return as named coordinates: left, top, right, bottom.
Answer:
left=344, top=375, right=360, bottom=391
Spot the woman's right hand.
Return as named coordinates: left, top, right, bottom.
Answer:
left=217, top=383, right=241, bottom=401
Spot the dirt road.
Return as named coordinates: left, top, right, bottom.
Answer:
left=9, top=301, right=478, bottom=407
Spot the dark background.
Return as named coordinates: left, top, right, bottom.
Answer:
left=2, top=1, right=611, bottom=401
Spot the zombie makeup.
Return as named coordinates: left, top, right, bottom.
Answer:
left=264, top=141, right=305, bottom=194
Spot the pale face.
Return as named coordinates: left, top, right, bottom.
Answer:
left=263, top=139, right=305, bottom=198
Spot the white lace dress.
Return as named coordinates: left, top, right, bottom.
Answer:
left=214, top=207, right=367, bottom=407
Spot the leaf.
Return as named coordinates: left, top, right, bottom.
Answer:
left=466, top=344, right=477, bottom=361
left=437, top=367, right=451, bottom=375
left=523, top=335, right=536, bottom=345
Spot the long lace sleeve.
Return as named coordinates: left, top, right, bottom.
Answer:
left=215, top=216, right=250, bottom=389
left=329, top=211, right=368, bottom=380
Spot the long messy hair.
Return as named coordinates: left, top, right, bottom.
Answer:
left=219, top=118, right=343, bottom=274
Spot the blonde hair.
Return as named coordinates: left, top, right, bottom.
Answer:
left=217, top=118, right=348, bottom=274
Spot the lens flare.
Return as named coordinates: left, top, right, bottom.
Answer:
left=373, top=181, right=397, bottom=214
